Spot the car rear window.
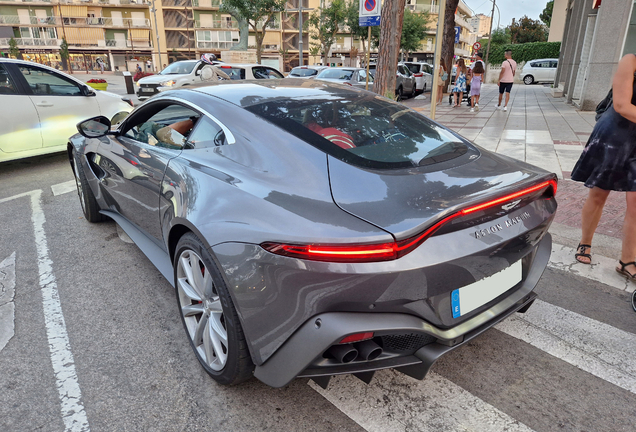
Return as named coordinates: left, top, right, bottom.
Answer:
left=317, top=69, right=355, bottom=80
left=246, top=94, right=474, bottom=169
left=290, top=68, right=319, bottom=77
left=405, top=64, right=420, bottom=74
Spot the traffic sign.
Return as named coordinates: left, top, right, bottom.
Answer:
left=454, top=26, right=461, bottom=44
left=359, top=0, right=381, bottom=26
left=473, top=41, right=482, bottom=51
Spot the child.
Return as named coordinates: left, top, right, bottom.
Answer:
left=451, top=59, right=467, bottom=108
left=470, top=61, right=484, bottom=112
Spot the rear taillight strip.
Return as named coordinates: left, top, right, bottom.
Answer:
left=261, top=179, right=557, bottom=263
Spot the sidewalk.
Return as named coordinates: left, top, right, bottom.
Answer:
left=403, top=84, right=626, bottom=260
left=72, top=71, right=141, bottom=105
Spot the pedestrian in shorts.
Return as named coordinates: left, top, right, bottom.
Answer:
left=497, top=49, right=517, bottom=111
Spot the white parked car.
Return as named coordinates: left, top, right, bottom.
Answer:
left=138, top=60, right=284, bottom=99
left=287, top=65, right=328, bottom=78
left=403, top=62, right=433, bottom=94
left=521, top=58, right=558, bottom=85
left=0, top=58, right=132, bottom=163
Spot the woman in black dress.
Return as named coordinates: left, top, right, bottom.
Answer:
left=571, top=53, right=636, bottom=282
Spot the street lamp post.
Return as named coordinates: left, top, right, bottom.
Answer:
left=288, top=1, right=312, bottom=68
left=483, top=0, right=497, bottom=82
left=150, top=0, right=162, bottom=70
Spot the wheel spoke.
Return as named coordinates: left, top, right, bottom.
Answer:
left=207, top=315, right=227, bottom=368
left=190, top=255, right=206, bottom=295
left=177, top=277, right=201, bottom=302
left=202, top=320, right=217, bottom=367
left=202, top=270, right=214, bottom=299
left=209, top=311, right=228, bottom=346
left=181, top=303, right=204, bottom=317
left=207, top=297, right=223, bottom=314
left=193, top=312, right=209, bottom=348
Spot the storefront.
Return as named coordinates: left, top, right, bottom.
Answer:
left=69, top=53, right=111, bottom=72
left=18, top=50, right=62, bottom=69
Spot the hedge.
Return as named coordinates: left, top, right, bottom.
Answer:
left=487, top=41, right=561, bottom=64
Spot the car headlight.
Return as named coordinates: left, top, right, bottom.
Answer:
left=160, top=80, right=176, bottom=87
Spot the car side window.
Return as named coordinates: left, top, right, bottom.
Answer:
left=185, top=116, right=228, bottom=149
left=550, top=61, right=558, bottom=68
left=123, top=104, right=199, bottom=149
left=0, top=64, right=17, bottom=94
left=18, top=65, right=83, bottom=96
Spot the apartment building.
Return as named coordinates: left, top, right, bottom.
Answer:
left=0, top=0, right=153, bottom=72
left=470, top=13, right=491, bottom=38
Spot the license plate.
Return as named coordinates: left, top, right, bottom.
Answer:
left=141, top=88, right=154, bottom=92
left=451, top=260, right=522, bottom=318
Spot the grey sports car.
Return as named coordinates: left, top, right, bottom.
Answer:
left=68, top=79, right=557, bottom=388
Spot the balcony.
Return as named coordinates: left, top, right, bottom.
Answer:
left=0, top=0, right=52, bottom=3
left=194, top=19, right=237, bottom=29
left=94, top=38, right=151, bottom=47
left=57, top=0, right=150, bottom=4
left=407, top=4, right=439, bottom=14
left=196, top=40, right=236, bottom=49
left=192, top=0, right=221, bottom=6
left=0, top=15, right=59, bottom=25
left=454, top=14, right=472, bottom=30
left=61, top=16, right=151, bottom=27
left=0, top=37, right=60, bottom=47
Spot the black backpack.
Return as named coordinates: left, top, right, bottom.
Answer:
left=595, top=89, right=613, bottom=122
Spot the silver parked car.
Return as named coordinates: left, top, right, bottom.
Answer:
left=368, top=63, right=417, bottom=99
left=521, top=58, right=558, bottom=85
left=314, top=67, right=374, bottom=90
left=69, top=79, right=557, bottom=388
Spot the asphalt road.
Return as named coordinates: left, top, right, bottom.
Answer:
left=1, top=154, right=635, bottom=432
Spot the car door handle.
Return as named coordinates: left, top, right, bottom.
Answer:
left=36, top=102, right=53, bottom=107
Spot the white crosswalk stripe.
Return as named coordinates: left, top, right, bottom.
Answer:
left=495, top=299, right=636, bottom=394
left=309, top=241, right=636, bottom=432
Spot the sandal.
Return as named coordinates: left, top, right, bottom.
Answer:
left=616, top=260, right=636, bottom=282
left=575, top=243, right=592, bottom=264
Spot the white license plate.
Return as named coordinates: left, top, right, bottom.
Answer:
left=451, top=260, right=522, bottom=318
left=141, top=88, right=154, bottom=92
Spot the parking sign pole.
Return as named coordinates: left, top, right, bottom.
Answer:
left=365, top=26, right=371, bottom=90
left=359, top=0, right=380, bottom=91
left=429, top=0, right=446, bottom=121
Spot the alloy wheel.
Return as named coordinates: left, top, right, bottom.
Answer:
left=177, top=249, right=228, bottom=371
left=524, top=75, right=534, bottom=85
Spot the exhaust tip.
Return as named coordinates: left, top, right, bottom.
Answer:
left=327, top=344, right=358, bottom=363
left=355, top=340, right=383, bottom=361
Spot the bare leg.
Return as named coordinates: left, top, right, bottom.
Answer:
left=504, top=91, right=511, bottom=107
left=578, top=187, right=611, bottom=263
left=620, top=192, right=636, bottom=275
left=459, top=92, right=463, bottom=105
left=498, top=92, right=503, bottom=106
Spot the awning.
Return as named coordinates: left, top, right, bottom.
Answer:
left=60, top=5, right=88, bottom=17
left=129, top=28, right=150, bottom=40
left=63, top=27, right=104, bottom=44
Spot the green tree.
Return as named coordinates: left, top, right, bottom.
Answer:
left=508, top=16, right=548, bottom=44
left=400, top=8, right=430, bottom=58
left=306, top=0, right=348, bottom=66
left=540, top=1, right=554, bottom=26
left=8, top=37, right=21, bottom=60
left=345, top=0, right=370, bottom=53
left=220, top=0, right=287, bottom=64
left=490, top=28, right=511, bottom=45
left=59, top=38, right=70, bottom=73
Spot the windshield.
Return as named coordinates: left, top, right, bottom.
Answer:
left=246, top=93, right=472, bottom=169
left=290, top=68, right=319, bottom=77
left=317, top=69, right=354, bottom=80
left=160, top=61, right=197, bottom=75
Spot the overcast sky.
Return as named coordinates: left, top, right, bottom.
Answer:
left=466, top=0, right=550, bottom=29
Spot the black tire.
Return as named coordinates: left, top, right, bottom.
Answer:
left=410, top=84, right=416, bottom=98
left=523, top=75, right=534, bottom=85
left=423, top=83, right=427, bottom=93
left=72, top=150, right=106, bottom=223
left=632, top=290, right=636, bottom=312
left=396, top=86, right=403, bottom=101
left=174, top=233, right=253, bottom=385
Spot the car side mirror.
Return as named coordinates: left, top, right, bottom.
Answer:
left=83, top=85, right=96, bottom=97
left=77, top=116, right=111, bottom=138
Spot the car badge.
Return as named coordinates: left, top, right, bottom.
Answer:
left=501, top=200, right=521, bottom=211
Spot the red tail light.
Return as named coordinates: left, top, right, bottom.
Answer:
left=262, top=179, right=557, bottom=263
left=220, top=65, right=233, bottom=69
left=340, top=332, right=374, bottom=344
left=413, top=73, right=424, bottom=77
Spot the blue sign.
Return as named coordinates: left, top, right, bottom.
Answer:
left=451, top=289, right=461, bottom=318
left=359, top=0, right=381, bottom=27
left=454, top=26, right=461, bottom=44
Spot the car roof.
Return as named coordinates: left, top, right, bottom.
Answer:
left=0, top=58, right=87, bottom=86
left=528, top=58, right=559, bottom=62
left=168, top=79, right=369, bottom=108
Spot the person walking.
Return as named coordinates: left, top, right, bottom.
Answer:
left=470, top=61, right=484, bottom=112
left=570, top=53, right=636, bottom=283
left=437, top=58, right=447, bottom=105
left=497, top=49, right=516, bottom=111
left=451, top=59, right=467, bottom=108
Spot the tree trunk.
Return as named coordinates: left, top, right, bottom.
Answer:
left=374, top=0, right=406, bottom=99
left=255, top=32, right=263, bottom=64
left=322, top=37, right=328, bottom=66
left=441, top=0, right=460, bottom=90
